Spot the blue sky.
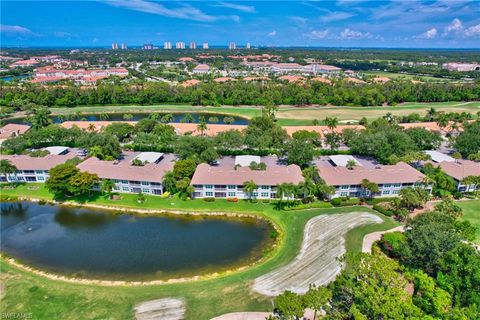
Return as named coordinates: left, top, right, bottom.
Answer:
left=1, top=1, right=479, bottom=48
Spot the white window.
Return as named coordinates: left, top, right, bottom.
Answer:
left=228, top=192, right=236, bottom=197
left=114, top=179, right=120, bottom=183
left=113, top=186, right=120, bottom=191
left=270, top=193, right=276, bottom=198
left=384, top=184, right=391, bottom=188
left=341, top=185, right=349, bottom=190
left=205, top=191, right=214, bottom=197
left=261, top=185, right=269, bottom=190
left=35, top=170, right=43, bottom=174
left=121, top=180, right=128, bottom=185
left=227, top=185, right=236, bottom=190
left=393, top=183, right=401, bottom=188
left=252, top=192, right=258, bottom=197
left=205, top=185, right=213, bottom=190
left=141, top=181, right=149, bottom=186
left=382, top=190, right=390, bottom=195
left=261, top=192, right=269, bottom=197
left=392, top=190, right=400, bottom=195
left=340, top=192, right=348, bottom=197
left=37, top=176, right=45, bottom=181
left=122, top=187, right=129, bottom=191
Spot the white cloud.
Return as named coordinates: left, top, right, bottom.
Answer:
left=101, top=0, right=237, bottom=22
left=214, top=2, right=255, bottom=13
left=304, top=29, right=329, bottom=40
left=54, top=31, right=72, bottom=38
left=416, top=28, right=438, bottom=39
left=320, top=11, right=354, bottom=22
left=339, top=28, right=374, bottom=40
left=443, top=18, right=462, bottom=36
left=267, top=30, right=277, bottom=37
left=290, top=16, right=308, bottom=26
left=0, top=24, right=33, bottom=35
left=464, top=24, right=480, bottom=37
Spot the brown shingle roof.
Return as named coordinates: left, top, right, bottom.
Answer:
left=1, top=152, right=77, bottom=170
left=0, top=124, right=31, bottom=140
left=317, top=161, right=426, bottom=186
left=437, top=160, right=480, bottom=181
left=191, top=163, right=304, bottom=186
left=77, top=152, right=175, bottom=183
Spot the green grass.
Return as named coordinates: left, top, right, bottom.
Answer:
left=0, top=184, right=399, bottom=319
left=458, top=200, right=480, bottom=244
left=40, top=101, right=480, bottom=125
left=361, top=71, right=459, bottom=83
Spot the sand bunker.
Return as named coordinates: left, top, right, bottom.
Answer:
left=252, top=212, right=382, bottom=296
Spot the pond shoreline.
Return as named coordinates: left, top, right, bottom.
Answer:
left=1, top=197, right=283, bottom=287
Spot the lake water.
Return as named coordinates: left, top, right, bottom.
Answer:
left=8, top=112, right=249, bottom=125
left=0, top=202, right=270, bottom=280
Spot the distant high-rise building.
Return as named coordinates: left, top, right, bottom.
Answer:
left=202, top=42, right=209, bottom=49
left=246, top=42, right=251, bottom=49
left=175, top=42, right=185, bottom=49
left=228, top=42, right=236, bottom=50
left=164, top=42, right=172, bottom=49
left=112, top=42, right=118, bottom=50
left=189, top=42, right=197, bottom=49
left=121, top=43, right=127, bottom=50
left=143, top=43, right=154, bottom=50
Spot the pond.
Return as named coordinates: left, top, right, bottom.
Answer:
left=7, top=112, right=249, bottom=125
left=0, top=74, right=31, bottom=82
left=0, top=202, right=272, bottom=281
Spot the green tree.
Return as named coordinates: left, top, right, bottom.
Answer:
left=243, top=180, right=258, bottom=200
left=454, top=121, right=480, bottom=157
left=361, top=179, right=379, bottom=198
left=101, top=179, right=116, bottom=199
left=286, top=139, right=314, bottom=168
left=0, top=159, right=17, bottom=179
left=30, top=107, right=52, bottom=129
left=434, top=198, right=463, bottom=218
left=173, top=158, right=197, bottom=180
left=324, top=116, right=338, bottom=132
left=45, top=163, right=80, bottom=197
left=273, top=290, right=305, bottom=320
left=324, top=132, right=341, bottom=151
left=163, top=171, right=177, bottom=194
left=346, top=159, right=356, bottom=170
left=68, top=171, right=99, bottom=196
left=160, top=113, right=174, bottom=123
left=175, top=177, right=194, bottom=200
left=303, top=284, right=332, bottom=320
left=104, top=123, right=135, bottom=142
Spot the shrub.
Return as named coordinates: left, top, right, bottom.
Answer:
left=331, top=198, right=342, bottom=206
left=227, top=197, right=238, bottom=202
left=160, top=191, right=170, bottom=199
left=378, top=231, right=411, bottom=260
left=203, top=197, right=215, bottom=202
left=373, top=204, right=395, bottom=217
left=284, top=201, right=333, bottom=211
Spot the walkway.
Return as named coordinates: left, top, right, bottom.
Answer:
left=361, top=226, right=404, bottom=253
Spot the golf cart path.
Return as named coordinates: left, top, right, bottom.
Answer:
left=134, top=298, right=185, bottom=320
left=362, top=226, right=405, bottom=253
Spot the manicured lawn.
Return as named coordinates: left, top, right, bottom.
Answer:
left=43, top=101, right=480, bottom=125
left=458, top=200, right=480, bottom=244
left=0, top=184, right=399, bottom=319
left=361, top=71, right=461, bottom=83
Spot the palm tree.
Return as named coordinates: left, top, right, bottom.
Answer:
left=452, top=152, right=462, bottom=163
left=99, top=112, right=110, bottom=121
left=30, top=107, right=52, bottom=129
left=436, top=113, right=449, bottom=132
left=243, top=180, right=258, bottom=201
left=101, top=179, right=116, bottom=199
left=161, top=113, right=174, bottom=123
left=0, top=159, right=17, bottom=181
left=298, top=180, right=315, bottom=202
left=163, top=171, right=177, bottom=193
left=182, top=114, right=194, bottom=123
left=426, top=107, right=437, bottom=121
left=361, top=179, right=379, bottom=198
left=346, top=159, right=357, bottom=170
left=87, top=123, right=96, bottom=132
left=149, top=113, right=160, bottom=121
left=324, top=116, right=338, bottom=132
left=197, top=118, right=208, bottom=136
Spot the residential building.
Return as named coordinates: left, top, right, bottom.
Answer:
left=246, top=42, right=251, bottom=49
left=176, top=42, right=185, bottom=49
left=191, top=155, right=304, bottom=199
left=0, top=148, right=79, bottom=183
left=143, top=43, right=154, bottom=50
left=228, top=42, right=236, bottom=50
left=315, top=155, right=431, bottom=199
left=9, top=59, right=39, bottom=68
left=202, top=42, right=209, bottom=49
left=112, top=42, right=118, bottom=50
left=192, top=64, right=210, bottom=74
left=77, top=152, right=175, bottom=195
left=163, top=42, right=172, bottom=49
left=189, top=42, right=197, bottom=49
left=425, top=150, right=480, bottom=192
left=0, top=124, right=31, bottom=144
left=31, top=66, right=128, bottom=84
left=121, top=43, right=127, bottom=49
